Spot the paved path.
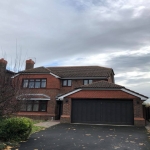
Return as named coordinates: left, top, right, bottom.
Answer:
left=14, top=124, right=150, bottom=150
left=34, top=120, right=60, bottom=128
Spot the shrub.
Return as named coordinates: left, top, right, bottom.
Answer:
left=0, top=117, right=33, bottom=141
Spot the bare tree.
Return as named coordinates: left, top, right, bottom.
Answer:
left=0, top=58, right=35, bottom=117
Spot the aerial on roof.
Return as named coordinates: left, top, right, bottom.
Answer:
left=20, top=66, right=114, bottom=78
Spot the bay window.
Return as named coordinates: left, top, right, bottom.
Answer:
left=20, top=100, right=47, bottom=112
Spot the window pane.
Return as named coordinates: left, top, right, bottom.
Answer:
left=41, top=79, right=46, bottom=88
left=63, top=80, right=67, bottom=86
left=33, top=104, right=39, bottom=111
left=68, top=80, right=72, bottom=86
left=29, top=80, right=34, bottom=88
left=23, top=80, right=28, bottom=88
left=20, top=103, right=26, bottom=111
left=39, top=103, right=47, bottom=112
left=89, top=80, right=92, bottom=84
left=27, top=104, right=32, bottom=111
left=84, top=80, right=88, bottom=85
left=35, top=79, right=40, bottom=88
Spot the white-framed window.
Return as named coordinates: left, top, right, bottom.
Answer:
left=62, top=80, right=72, bottom=86
left=22, top=79, right=47, bottom=88
left=83, top=79, right=92, bottom=85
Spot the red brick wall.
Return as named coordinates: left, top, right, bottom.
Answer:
left=14, top=74, right=60, bottom=89
left=16, top=112, right=54, bottom=120
left=14, top=74, right=61, bottom=119
left=60, top=90, right=144, bottom=126
left=68, top=90, right=138, bottom=99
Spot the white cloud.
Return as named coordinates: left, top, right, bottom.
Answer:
left=0, top=0, right=150, bottom=97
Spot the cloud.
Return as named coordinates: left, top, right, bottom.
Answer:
left=106, top=51, right=150, bottom=72
left=0, top=0, right=150, bottom=97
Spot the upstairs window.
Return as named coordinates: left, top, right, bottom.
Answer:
left=62, top=80, right=72, bottom=87
left=22, top=79, right=46, bottom=88
left=83, top=79, right=92, bottom=85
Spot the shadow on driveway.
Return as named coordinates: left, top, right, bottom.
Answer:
left=15, top=124, right=150, bottom=150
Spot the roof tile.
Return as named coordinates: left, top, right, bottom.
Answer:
left=19, top=66, right=114, bottom=78
left=48, top=66, right=113, bottom=78
left=19, top=67, right=50, bottom=73
left=79, top=80, right=124, bottom=89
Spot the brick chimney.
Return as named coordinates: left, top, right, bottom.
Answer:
left=25, top=59, right=35, bottom=70
left=0, top=58, right=7, bottom=73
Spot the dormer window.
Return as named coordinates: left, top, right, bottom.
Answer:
left=83, top=79, right=92, bottom=85
left=22, top=79, right=46, bottom=88
left=62, top=80, right=72, bottom=87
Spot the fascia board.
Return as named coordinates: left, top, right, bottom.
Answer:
left=80, top=88, right=121, bottom=90
left=57, top=89, right=82, bottom=100
left=121, top=88, right=148, bottom=100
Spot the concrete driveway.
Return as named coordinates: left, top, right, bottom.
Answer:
left=15, top=124, right=150, bottom=150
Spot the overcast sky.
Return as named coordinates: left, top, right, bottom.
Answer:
left=0, top=0, right=150, bottom=97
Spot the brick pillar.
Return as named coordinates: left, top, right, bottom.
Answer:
left=133, top=98, right=145, bottom=126
left=60, top=98, right=71, bottom=123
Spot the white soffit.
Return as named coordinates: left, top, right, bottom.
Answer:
left=121, top=88, right=148, bottom=100
left=17, top=94, right=50, bottom=100
left=50, top=72, right=60, bottom=78
left=57, top=89, right=82, bottom=100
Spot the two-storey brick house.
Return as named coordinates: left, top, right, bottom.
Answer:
left=9, top=59, right=148, bottom=126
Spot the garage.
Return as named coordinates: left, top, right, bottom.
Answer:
left=71, top=99, right=134, bottom=125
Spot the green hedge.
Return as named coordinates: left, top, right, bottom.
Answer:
left=0, top=117, right=33, bottom=141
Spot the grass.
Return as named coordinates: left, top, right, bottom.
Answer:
left=0, top=118, right=46, bottom=150
left=31, top=119, right=46, bottom=134
left=31, top=125, right=45, bottom=134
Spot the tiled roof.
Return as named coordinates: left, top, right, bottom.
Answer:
left=48, top=66, right=113, bottom=78
left=79, top=80, right=124, bottom=89
left=19, top=66, right=114, bottom=78
left=19, top=67, right=50, bottom=73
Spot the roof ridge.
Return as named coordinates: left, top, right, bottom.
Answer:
left=44, top=67, right=51, bottom=72
left=47, top=65, right=112, bottom=69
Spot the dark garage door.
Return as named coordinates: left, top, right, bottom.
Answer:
left=71, top=99, right=134, bottom=125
